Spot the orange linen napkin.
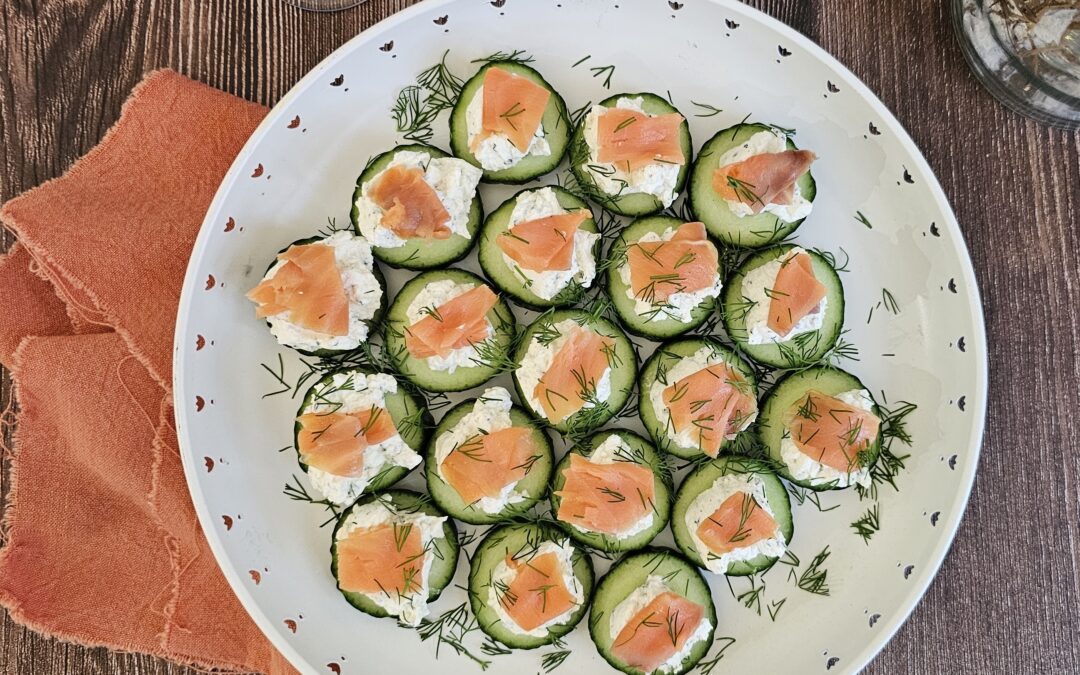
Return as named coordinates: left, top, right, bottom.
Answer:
left=0, top=70, right=296, bottom=674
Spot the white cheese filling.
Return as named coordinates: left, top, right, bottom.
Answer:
left=583, top=96, right=682, bottom=207
left=781, top=388, right=877, bottom=489
left=353, top=150, right=482, bottom=248
left=618, top=227, right=723, bottom=323
left=715, top=129, right=813, bottom=221
left=740, top=246, right=828, bottom=345
left=335, top=499, right=447, bottom=627
left=466, top=84, right=552, bottom=171
left=569, top=434, right=654, bottom=540
left=501, top=187, right=599, bottom=300
left=488, top=539, right=584, bottom=637
left=684, top=474, right=787, bottom=575
left=608, top=575, right=713, bottom=674
left=405, top=279, right=493, bottom=373
left=647, top=347, right=758, bottom=451
left=517, top=318, right=612, bottom=423
left=261, top=230, right=382, bottom=353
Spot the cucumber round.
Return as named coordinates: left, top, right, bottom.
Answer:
left=425, top=397, right=554, bottom=524
left=386, top=270, right=516, bottom=393
left=550, top=430, right=672, bottom=553
left=757, top=366, right=882, bottom=491
left=478, top=186, right=599, bottom=308
left=671, top=456, right=793, bottom=576
left=588, top=548, right=716, bottom=675
left=637, top=338, right=758, bottom=460
left=350, top=143, right=483, bottom=269
left=722, top=244, right=844, bottom=369
left=511, top=309, right=637, bottom=434
left=468, top=522, right=595, bottom=649
left=330, top=489, right=459, bottom=621
left=689, top=123, right=816, bottom=248
left=606, top=216, right=722, bottom=338
left=449, top=61, right=571, bottom=183
left=569, top=93, right=692, bottom=217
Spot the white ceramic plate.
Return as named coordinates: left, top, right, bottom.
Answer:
left=173, top=1, right=988, bottom=674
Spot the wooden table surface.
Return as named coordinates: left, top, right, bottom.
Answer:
left=2, top=0, right=1078, bottom=673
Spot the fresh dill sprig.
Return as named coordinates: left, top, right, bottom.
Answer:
left=851, top=503, right=881, bottom=543
left=414, top=602, right=492, bottom=670
left=690, top=100, right=724, bottom=117
left=794, top=546, right=831, bottom=596
left=282, top=475, right=340, bottom=527
left=810, top=246, right=850, bottom=273
left=855, top=211, right=873, bottom=229
left=472, top=49, right=534, bottom=65
left=260, top=353, right=292, bottom=398
left=693, top=636, right=737, bottom=675
left=589, top=63, right=616, bottom=89
left=391, top=50, right=464, bottom=143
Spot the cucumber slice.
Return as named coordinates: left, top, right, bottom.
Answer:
left=757, top=366, right=883, bottom=491
left=689, top=123, right=816, bottom=248
left=477, top=186, right=600, bottom=309
left=425, top=396, right=554, bottom=524
left=330, top=489, right=459, bottom=621
left=588, top=548, right=716, bottom=675
left=449, top=61, right=571, bottom=183
left=549, top=430, right=672, bottom=553
left=511, top=309, right=637, bottom=434
left=671, top=456, right=793, bottom=576
left=350, top=143, right=483, bottom=270
left=569, top=93, right=692, bottom=217
left=386, top=270, right=516, bottom=393
left=637, top=338, right=758, bottom=460
left=468, top=522, right=595, bottom=649
left=721, top=244, right=844, bottom=369
left=606, top=216, right=722, bottom=338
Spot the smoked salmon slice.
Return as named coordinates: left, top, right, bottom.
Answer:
left=662, top=363, right=756, bottom=457
left=479, top=67, right=551, bottom=153
left=787, top=390, right=880, bottom=472
left=611, top=591, right=705, bottom=673
left=441, top=427, right=540, bottom=504
left=497, top=210, right=589, bottom=272
left=555, top=453, right=655, bottom=535
left=712, top=149, right=816, bottom=213
left=534, top=326, right=614, bottom=423
left=767, top=252, right=826, bottom=336
left=247, top=242, right=350, bottom=336
left=297, top=408, right=398, bottom=477
left=369, top=164, right=452, bottom=240
left=696, top=492, right=778, bottom=556
left=626, top=221, right=719, bottom=305
left=337, top=522, right=427, bottom=597
left=596, top=108, right=685, bottom=171
left=500, top=551, right=577, bottom=631
left=405, top=285, right=498, bottom=359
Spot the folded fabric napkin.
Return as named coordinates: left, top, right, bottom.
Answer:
left=0, top=69, right=296, bottom=674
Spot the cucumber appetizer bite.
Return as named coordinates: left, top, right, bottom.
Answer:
left=469, top=522, right=594, bottom=649
left=425, top=387, right=553, bottom=524
left=589, top=549, right=716, bottom=675
left=246, top=231, right=386, bottom=356
left=351, top=143, right=483, bottom=269
left=331, top=489, right=459, bottom=627
left=478, top=186, right=600, bottom=308
left=723, top=245, right=844, bottom=368
left=671, top=457, right=792, bottom=576
left=551, top=431, right=671, bottom=553
left=608, top=218, right=723, bottom=338
left=758, top=366, right=884, bottom=490
left=690, top=122, right=816, bottom=248
left=638, top=339, right=758, bottom=460
left=450, top=60, right=570, bottom=183
left=512, top=309, right=637, bottom=433
left=386, top=270, right=516, bottom=392
left=295, top=368, right=429, bottom=507
left=570, top=93, right=692, bottom=216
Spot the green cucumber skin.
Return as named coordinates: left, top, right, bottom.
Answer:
left=350, top=143, right=484, bottom=270
left=721, top=244, right=844, bottom=369
left=477, top=186, right=600, bottom=309
left=756, top=366, right=883, bottom=491
left=449, top=61, right=571, bottom=184
left=468, top=522, right=595, bottom=649
left=636, top=338, right=759, bottom=460
left=424, top=399, right=554, bottom=525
